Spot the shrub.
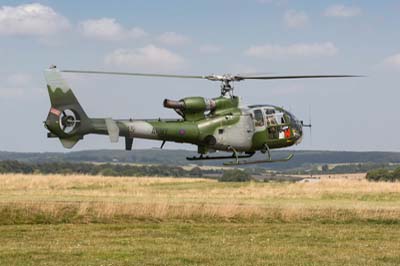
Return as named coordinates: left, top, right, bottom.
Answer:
left=218, top=169, right=251, bottom=182
left=366, top=168, right=400, bottom=182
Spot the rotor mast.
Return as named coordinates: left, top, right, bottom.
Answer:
left=221, top=80, right=233, bottom=96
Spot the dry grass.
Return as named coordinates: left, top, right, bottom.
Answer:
left=0, top=174, right=400, bottom=223
left=1, top=174, right=400, bottom=266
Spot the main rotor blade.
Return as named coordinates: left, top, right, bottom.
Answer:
left=60, top=69, right=362, bottom=83
left=235, top=75, right=362, bottom=80
left=61, top=70, right=206, bottom=79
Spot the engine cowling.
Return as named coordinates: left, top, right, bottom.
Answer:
left=164, top=97, right=216, bottom=121
left=164, top=97, right=216, bottom=112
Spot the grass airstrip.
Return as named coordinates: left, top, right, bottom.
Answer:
left=0, top=174, right=399, bottom=265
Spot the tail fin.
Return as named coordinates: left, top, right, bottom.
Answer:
left=44, top=66, right=91, bottom=148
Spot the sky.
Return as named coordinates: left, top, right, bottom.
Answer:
left=0, top=0, right=399, bottom=152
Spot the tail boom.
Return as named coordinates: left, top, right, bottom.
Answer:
left=44, top=66, right=200, bottom=149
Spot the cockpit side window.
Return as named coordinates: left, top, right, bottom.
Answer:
left=253, top=109, right=264, bottom=127
left=265, top=109, right=275, bottom=115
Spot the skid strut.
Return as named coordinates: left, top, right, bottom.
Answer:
left=223, top=143, right=294, bottom=165
left=223, top=154, right=294, bottom=166
left=186, top=152, right=254, bottom=161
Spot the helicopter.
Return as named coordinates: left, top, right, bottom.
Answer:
left=43, top=65, right=357, bottom=165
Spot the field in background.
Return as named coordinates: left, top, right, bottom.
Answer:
left=0, top=174, right=400, bottom=265
left=299, top=173, right=367, bottom=180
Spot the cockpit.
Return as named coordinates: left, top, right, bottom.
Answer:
left=249, top=104, right=303, bottom=143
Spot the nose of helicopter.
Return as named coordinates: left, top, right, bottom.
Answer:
left=285, top=111, right=303, bottom=143
left=293, top=119, right=303, bottom=144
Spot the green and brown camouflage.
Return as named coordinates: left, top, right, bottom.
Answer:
left=44, top=67, right=304, bottom=164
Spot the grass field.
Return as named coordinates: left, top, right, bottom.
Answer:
left=0, top=174, right=399, bottom=265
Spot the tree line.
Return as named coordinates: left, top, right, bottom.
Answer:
left=0, top=160, right=210, bottom=177
left=366, top=167, right=400, bottom=182
left=0, top=160, right=257, bottom=182
left=2, top=160, right=398, bottom=182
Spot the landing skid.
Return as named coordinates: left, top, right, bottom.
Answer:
left=223, top=154, right=294, bottom=166
left=187, top=143, right=294, bottom=165
left=186, top=153, right=254, bottom=161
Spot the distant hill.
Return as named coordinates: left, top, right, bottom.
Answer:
left=1, top=149, right=400, bottom=170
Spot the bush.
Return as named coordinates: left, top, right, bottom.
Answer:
left=100, top=168, right=119, bottom=177
left=366, top=167, right=400, bottom=182
left=321, top=164, right=329, bottom=172
left=392, top=167, right=400, bottom=180
left=218, top=169, right=251, bottom=182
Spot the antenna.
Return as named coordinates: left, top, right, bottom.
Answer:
left=301, top=105, right=312, bottom=146
left=308, top=105, right=312, bottom=146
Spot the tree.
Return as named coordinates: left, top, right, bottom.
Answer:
left=189, top=167, right=202, bottom=177
left=218, top=169, right=251, bottom=182
left=366, top=169, right=391, bottom=181
left=391, top=167, right=400, bottom=181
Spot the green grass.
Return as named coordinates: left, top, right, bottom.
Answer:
left=1, top=174, right=400, bottom=265
left=0, top=222, right=399, bottom=266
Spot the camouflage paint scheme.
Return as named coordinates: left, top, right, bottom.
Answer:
left=44, top=68, right=304, bottom=160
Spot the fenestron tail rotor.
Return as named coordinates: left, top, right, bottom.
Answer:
left=61, top=69, right=362, bottom=96
left=60, top=109, right=80, bottom=134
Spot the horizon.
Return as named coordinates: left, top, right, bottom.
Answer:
left=1, top=148, right=400, bottom=154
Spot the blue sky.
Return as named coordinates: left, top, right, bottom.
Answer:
left=0, top=0, right=399, bottom=152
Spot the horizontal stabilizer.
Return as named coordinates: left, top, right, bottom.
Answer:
left=105, top=118, right=119, bottom=143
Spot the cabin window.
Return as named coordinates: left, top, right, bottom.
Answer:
left=218, top=128, right=224, bottom=134
left=278, top=113, right=284, bottom=125
left=265, top=109, right=275, bottom=115
left=253, top=109, right=264, bottom=127
left=270, top=112, right=284, bottom=125
left=266, top=114, right=277, bottom=126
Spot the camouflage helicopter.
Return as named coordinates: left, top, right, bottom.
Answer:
left=44, top=66, right=356, bottom=165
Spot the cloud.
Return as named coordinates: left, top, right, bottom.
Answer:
left=284, top=10, right=309, bottom=28
left=0, top=88, right=24, bottom=98
left=256, top=0, right=288, bottom=6
left=7, top=73, right=33, bottom=87
left=157, top=32, right=190, bottom=46
left=79, top=18, right=146, bottom=41
left=0, top=73, right=38, bottom=99
left=245, top=42, right=338, bottom=58
left=324, top=5, right=362, bottom=18
left=382, top=53, right=400, bottom=70
left=0, top=3, right=70, bottom=36
left=199, top=45, right=222, bottom=54
left=104, top=45, right=185, bottom=71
